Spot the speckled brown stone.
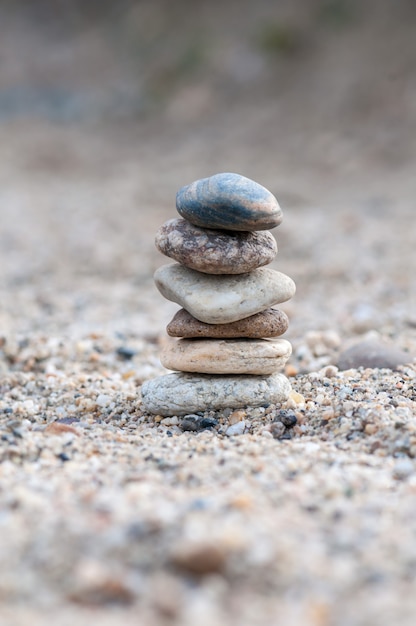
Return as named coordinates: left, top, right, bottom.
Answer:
left=166, top=308, right=289, bottom=338
left=155, top=218, right=277, bottom=274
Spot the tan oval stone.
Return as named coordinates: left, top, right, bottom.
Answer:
left=166, top=308, right=289, bottom=338
left=154, top=263, right=296, bottom=324
left=155, top=218, right=277, bottom=274
left=160, top=338, right=292, bottom=375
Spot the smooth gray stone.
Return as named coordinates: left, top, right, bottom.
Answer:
left=176, top=172, right=283, bottom=231
left=154, top=263, right=296, bottom=324
left=155, top=218, right=277, bottom=274
left=337, top=340, right=413, bottom=371
left=140, top=372, right=292, bottom=416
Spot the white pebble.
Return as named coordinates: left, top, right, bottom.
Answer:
left=96, top=394, right=111, bottom=407
left=161, top=416, right=179, bottom=426
left=225, top=421, right=246, bottom=436
left=23, top=399, right=35, bottom=414
left=393, top=458, right=414, bottom=480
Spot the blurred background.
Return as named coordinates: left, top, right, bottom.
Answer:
left=0, top=0, right=415, bottom=348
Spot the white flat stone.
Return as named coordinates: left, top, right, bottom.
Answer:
left=140, top=372, right=292, bottom=416
left=160, top=338, right=292, bottom=375
left=154, top=263, right=296, bottom=324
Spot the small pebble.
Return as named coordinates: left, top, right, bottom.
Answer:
left=180, top=414, right=219, bottom=431
left=393, top=458, right=414, bottom=480
left=116, top=346, right=137, bottom=360
left=270, top=421, right=285, bottom=439
left=277, top=410, right=297, bottom=428
left=44, top=422, right=79, bottom=436
left=96, top=394, right=112, bottom=407
left=170, top=540, right=227, bottom=576
left=228, top=409, right=246, bottom=425
left=225, top=421, right=246, bottom=436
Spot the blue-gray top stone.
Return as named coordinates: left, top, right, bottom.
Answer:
left=176, top=172, right=283, bottom=231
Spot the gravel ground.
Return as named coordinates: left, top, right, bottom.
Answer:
left=0, top=117, right=415, bottom=626
left=1, top=0, right=416, bottom=612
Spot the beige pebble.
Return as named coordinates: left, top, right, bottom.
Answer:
left=44, top=422, right=79, bottom=436
left=321, top=408, right=335, bottom=421
left=288, top=390, right=305, bottom=406
left=228, top=409, right=246, bottom=425
left=160, top=338, right=292, bottom=375
left=169, top=540, right=227, bottom=576
left=285, top=363, right=298, bottom=377
left=161, top=416, right=179, bottom=426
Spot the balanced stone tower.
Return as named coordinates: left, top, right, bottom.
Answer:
left=141, top=173, right=296, bottom=417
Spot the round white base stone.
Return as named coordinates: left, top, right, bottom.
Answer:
left=140, top=372, right=291, bottom=416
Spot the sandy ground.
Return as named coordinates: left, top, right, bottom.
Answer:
left=1, top=2, right=416, bottom=624
left=0, top=117, right=415, bottom=626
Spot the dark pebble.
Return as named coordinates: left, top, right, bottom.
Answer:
left=199, top=417, right=219, bottom=429
left=57, top=452, right=71, bottom=462
left=276, top=410, right=297, bottom=428
left=180, top=415, right=199, bottom=431
left=180, top=414, right=218, bottom=432
left=116, top=346, right=137, bottom=360
left=56, top=417, right=81, bottom=424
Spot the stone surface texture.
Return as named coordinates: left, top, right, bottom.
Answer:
left=160, top=338, right=292, bottom=375
left=166, top=307, right=289, bottom=338
left=140, top=371, right=292, bottom=415
left=154, top=263, right=296, bottom=324
left=155, top=218, right=277, bottom=274
left=176, top=172, right=283, bottom=231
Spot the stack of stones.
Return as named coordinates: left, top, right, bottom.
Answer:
left=141, top=173, right=296, bottom=417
